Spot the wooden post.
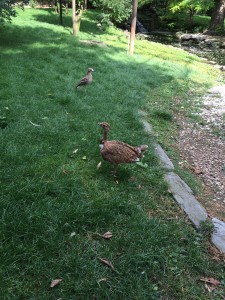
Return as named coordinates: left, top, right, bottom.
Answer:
left=128, top=0, right=138, bottom=55
left=84, top=0, right=87, bottom=10
left=72, top=0, right=76, bottom=36
left=59, top=0, right=63, bottom=25
left=66, top=0, right=68, bottom=15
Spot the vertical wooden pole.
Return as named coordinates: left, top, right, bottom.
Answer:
left=72, top=0, right=77, bottom=36
left=59, top=0, right=63, bottom=25
left=66, top=0, right=68, bottom=15
left=129, top=0, right=138, bottom=55
left=84, top=0, right=87, bottom=10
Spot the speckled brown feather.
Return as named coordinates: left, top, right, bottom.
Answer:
left=98, top=122, right=148, bottom=165
left=76, top=68, right=94, bottom=88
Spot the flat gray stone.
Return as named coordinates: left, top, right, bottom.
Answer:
left=211, top=218, right=225, bottom=253
left=141, top=118, right=154, bottom=134
left=139, top=116, right=174, bottom=170
left=208, top=85, right=225, bottom=97
left=165, top=172, right=208, bottom=228
left=153, top=142, right=174, bottom=170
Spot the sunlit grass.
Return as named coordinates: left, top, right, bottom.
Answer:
left=0, top=8, right=224, bottom=299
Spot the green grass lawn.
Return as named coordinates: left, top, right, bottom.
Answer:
left=0, top=8, right=225, bottom=299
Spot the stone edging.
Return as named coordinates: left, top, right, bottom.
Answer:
left=139, top=110, right=225, bottom=254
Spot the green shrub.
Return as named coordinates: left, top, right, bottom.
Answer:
left=0, top=0, right=28, bottom=23
left=97, top=12, right=113, bottom=29
left=29, top=0, right=37, bottom=8
left=90, top=0, right=132, bottom=26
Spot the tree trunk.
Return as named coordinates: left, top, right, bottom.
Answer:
left=188, top=8, right=195, bottom=32
left=84, top=0, right=87, bottom=10
left=66, top=0, right=68, bottom=15
left=59, top=0, right=63, bottom=25
left=72, top=0, right=77, bottom=36
left=54, top=0, right=59, bottom=13
left=129, top=0, right=138, bottom=55
left=206, top=0, right=225, bottom=34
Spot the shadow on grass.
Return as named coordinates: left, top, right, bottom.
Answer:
left=1, top=11, right=225, bottom=300
left=0, top=21, right=193, bottom=161
left=31, top=8, right=106, bottom=37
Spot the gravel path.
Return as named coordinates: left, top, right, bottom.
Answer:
left=177, top=84, right=225, bottom=221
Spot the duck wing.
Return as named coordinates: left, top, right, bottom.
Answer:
left=76, top=73, right=93, bottom=87
left=100, top=141, right=141, bottom=164
left=76, top=76, right=89, bottom=88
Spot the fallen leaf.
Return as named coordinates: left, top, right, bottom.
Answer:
left=30, top=120, right=41, bottom=127
left=99, top=258, right=115, bottom=271
left=138, top=185, right=144, bottom=189
left=168, top=188, right=172, bottom=194
left=102, top=231, right=112, bottom=239
left=200, top=277, right=221, bottom=286
left=191, top=167, right=203, bottom=175
left=97, top=278, right=107, bottom=284
left=136, top=162, right=148, bottom=168
left=205, top=283, right=215, bottom=292
left=128, top=176, right=136, bottom=182
left=97, top=161, right=102, bottom=170
left=50, top=279, right=62, bottom=288
left=47, top=91, right=54, bottom=98
left=63, top=170, right=68, bottom=175
left=82, top=156, right=87, bottom=160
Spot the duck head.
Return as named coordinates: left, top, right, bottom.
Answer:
left=98, top=122, right=110, bottom=132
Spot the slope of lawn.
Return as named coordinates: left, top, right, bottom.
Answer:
left=0, top=8, right=224, bottom=299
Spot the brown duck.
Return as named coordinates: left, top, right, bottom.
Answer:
left=98, top=122, right=148, bottom=164
left=76, top=68, right=94, bottom=88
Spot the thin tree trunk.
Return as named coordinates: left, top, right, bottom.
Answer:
left=84, top=0, right=87, bottom=10
left=206, top=0, right=225, bottom=34
left=129, top=0, right=138, bottom=55
left=189, top=8, right=195, bottom=32
left=54, top=0, right=58, bottom=13
left=66, top=0, right=68, bottom=15
left=72, top=0, right=77, bottom=36
left=59, top=0, right=63, bottom=25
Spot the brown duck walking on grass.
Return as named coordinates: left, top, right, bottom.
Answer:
left=98, top=122, right=148, bottom=165
left=76, top=68, right=94, bottom=89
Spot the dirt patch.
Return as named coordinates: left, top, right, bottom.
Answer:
left=176, top=85, right=225, bottom=221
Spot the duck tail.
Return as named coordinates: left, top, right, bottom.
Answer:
left=135, top=145, right=148, bottom=155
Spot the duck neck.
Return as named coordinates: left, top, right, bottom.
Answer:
left=102, top=128, right=109, bottom=143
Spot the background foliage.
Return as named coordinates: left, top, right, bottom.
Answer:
left=90, top=0, right=132, bottom=25
left=0, top=0, right=28, bottom=23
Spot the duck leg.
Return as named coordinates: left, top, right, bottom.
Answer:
left=111, top=164, right=118, bottom=176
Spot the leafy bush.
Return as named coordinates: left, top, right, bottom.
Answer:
left=97, top=13, right=113, bottom=29
left=29, top=0, right=38, bottom=8
left=0, top=0, right=28, bottom=24
left=90, top=0, right=132, bottom=26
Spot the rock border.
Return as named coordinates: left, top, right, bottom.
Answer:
left=139, top=110, right=225, bottom=254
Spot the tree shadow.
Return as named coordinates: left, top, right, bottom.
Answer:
left=0, top=14, right=193, bottom=146
left=31, top=8, right=105, bottom=37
